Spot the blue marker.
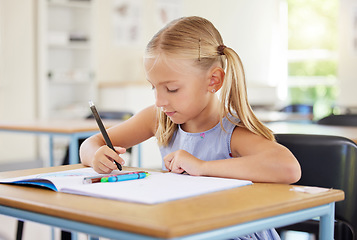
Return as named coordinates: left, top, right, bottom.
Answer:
left=107, top=172, right=148, bottom=182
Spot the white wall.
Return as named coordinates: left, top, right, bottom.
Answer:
left=185, top=0, right=287, bottom=106
left=0, top=0, right=38, bottom=165
left=184, top=0, right=285, bottom=87
left=94, top=0, right=285, bottom=92
left=338, top=0, right=357, bottom=107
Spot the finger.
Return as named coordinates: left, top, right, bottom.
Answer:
left=95, top=161, right=113, bottom=174
left=96, top=159, right=115, bottom=174
left=98, top=150, right=117, bottom=170
left=103, top=146, right=121, bottom=162
left=113, top=156, right=125, bottom=167
left=164, top=153, right=174, bottom=171
left=175, top=168, right=185, bottom=174
left=104, top=152, right=125, bottom=168
left=169, top=157, right=177, bottom=172
left=105, top=146, right=126, bottom=166
left=97, top=165, right=111, bottom=174
left=93, top=146, right=116, bottom=173
left=114, top=146, right=126, bottom=154
left=169, top=158, right=185, bottom=174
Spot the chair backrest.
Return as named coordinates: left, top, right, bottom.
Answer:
left=317, top=114, right=357, bottom=126
left=275, top=134, right=357, bottom=236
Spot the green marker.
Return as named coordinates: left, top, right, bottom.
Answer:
left=101, top=177, right=109, bottom=182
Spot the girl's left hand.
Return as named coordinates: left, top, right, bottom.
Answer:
left=164, top=150, right=204, bottom=175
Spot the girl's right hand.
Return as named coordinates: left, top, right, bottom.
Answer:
left=92, top=145, right=126, bottom=174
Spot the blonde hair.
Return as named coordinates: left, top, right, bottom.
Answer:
left=145, top=16, right=275, bottom=146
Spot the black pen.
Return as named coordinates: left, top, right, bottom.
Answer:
left=89, top=100, right=122, bottom=171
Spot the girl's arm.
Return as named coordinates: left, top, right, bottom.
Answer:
left=164, top=126, right=301, bottom=184
left=80, top=105, right=157, bottom=173
left=200, top=126, right=301, bottom=183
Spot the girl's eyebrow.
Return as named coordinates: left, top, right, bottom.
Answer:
left=146, top=78, right=179, bottom=86
left=159, top=80, right=179, bottom=85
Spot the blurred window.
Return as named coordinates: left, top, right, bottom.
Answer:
left=285, top=0, right=339, bottom=119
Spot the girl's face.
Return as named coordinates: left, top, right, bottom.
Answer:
left=144, top=56, right=214, bottom=126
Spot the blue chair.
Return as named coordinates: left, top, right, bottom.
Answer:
left=280, top=104, right=314, bottom=115
left=275, top=134, right=357, bottom=240
left=279, top=104, right=314, bottom=122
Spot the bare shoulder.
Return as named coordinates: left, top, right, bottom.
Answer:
left=230, top=126, right=281, bottom=157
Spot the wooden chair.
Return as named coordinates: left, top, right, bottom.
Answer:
left=275, top=134, right=357, bottom=240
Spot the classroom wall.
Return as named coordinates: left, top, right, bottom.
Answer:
left=95, top=0, right=284, bottom=100
left=337, top=0, right=357, bottom=107
left=0, top=0, right=38, bottom=166
left=183, top=0, right=286, bottom=105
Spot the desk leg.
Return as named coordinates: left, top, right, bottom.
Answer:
left=319, top=202, right=335, bottom=240
left=66, top=135, right=80, bottom=239
left=69, top=135, right=79, bottom=165
left=49, top=135, right=54, bottom=167
left=137, top=143, right=142, bottom=167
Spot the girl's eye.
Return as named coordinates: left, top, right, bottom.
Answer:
left=167, top=88, right=178, bottom=93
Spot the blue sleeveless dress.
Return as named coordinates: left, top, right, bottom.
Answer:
left=159, top=116, right=281, bottom=240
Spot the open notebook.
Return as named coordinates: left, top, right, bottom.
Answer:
left=0, top=168, right=252, bottom=204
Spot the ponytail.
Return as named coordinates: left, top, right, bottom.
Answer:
left=220, top=47, right=275, bottom=141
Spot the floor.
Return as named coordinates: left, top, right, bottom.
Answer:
left=0, top=214, right=103, bottom=240
left=0, top=213, right=315, bottom=240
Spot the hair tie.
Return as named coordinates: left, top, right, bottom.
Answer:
left=217, top=45, right=227, bottom=55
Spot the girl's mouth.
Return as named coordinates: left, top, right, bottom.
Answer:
left=165, top=111, right=176, bottom=117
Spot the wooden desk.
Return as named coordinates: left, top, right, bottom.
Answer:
left=266, top=121, right=357, bottom=144
left=0, top=119, right=118, bottom=166
left=0, top=165, right=344, bottom=240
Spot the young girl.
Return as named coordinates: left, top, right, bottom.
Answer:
left=80, top=16, right=301, bottom=240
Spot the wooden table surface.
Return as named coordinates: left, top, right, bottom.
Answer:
left=0, top=119, right=119, bottom=133
left=0, top=164, right=344, bottom=239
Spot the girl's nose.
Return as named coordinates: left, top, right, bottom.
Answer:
left=155, top=91, right=168, bottom=108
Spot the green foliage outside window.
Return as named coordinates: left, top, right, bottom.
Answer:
left=287, top=0, right=339, bottom=119
left=288, top=60, right=337, bottom=77
left=288, top=86, right=339, bottom=119
left=288, top=0, right=338, bottom=50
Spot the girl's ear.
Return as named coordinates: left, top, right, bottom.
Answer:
left=208, top=67, right=225, bottom=93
